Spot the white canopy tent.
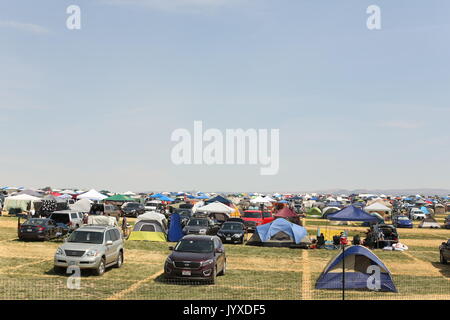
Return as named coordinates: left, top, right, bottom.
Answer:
left=196, top=201, right=234, bottom=214
left=250, top=196, right=274, bottom=204
left=364, top=202, right=392, bottom=213
left=77, top=189, right=107, bottom=201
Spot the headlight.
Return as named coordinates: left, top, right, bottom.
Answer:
left=232, top=233, right=241, bottom=238
left=166, top=257, right=173, bottom=265
left=199, top=229, right=207, bottom=234
left=200, top=259, right=214, bottom=266
left=85, top=249, right=99, bottom=257
left=217, top=232, right=223, bottom=237
left=55, top=247, right=65, bottom=256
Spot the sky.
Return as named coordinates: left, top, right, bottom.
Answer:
left=1, top=0, right=450, bottom=193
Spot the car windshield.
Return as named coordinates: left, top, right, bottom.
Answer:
left=221, top=223, right=243, bottom=231
left=23, top=219, right=47, bottom=226
left=124, top=203, right=139, bottom=208
left=67, top=231, right=104, bottom=244
left=243, top=212, right=261, bottom=218
left=398, top=216, right=409, bottom=220
left=187, top=219, right=208, bottom=226
left=175, top=239, right=213, bottom=253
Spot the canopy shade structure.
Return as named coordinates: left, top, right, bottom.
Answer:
left=149, top=193, right=174, bottom=202
left=250, top=196, right=273, bottom=204
left=77, top=189, right=107, bottom=201
left=196, top=201, right=234, bottom=214
left=104, top=194, right=135, bottom=202
left=3, top=194, right=40, bottom=212
left=327, top=205, right=378, bottom=222
left=123, top=191, right=136, bottom=196
left=364, top=202, right=392, bottom=212
left=69, top=199, right=92, bottom=213
left=15, top=189, right=44, bottom=198
left=315, top=245, right=397, bottom=292
left=205, top=195, right=232, bottom=205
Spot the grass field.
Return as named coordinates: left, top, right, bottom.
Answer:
left=0, top=215, right=449, bottom=300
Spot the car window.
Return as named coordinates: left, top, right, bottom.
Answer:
left=114, top=229, right=121, bottom=240
left=71, top=213, right=78, bottom=219
left=105, top=230, right=112, bottom=242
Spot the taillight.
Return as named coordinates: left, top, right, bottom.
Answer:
left=37, top=226, right=45, bottom=231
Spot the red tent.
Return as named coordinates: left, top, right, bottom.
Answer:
left=274, top=207, right=297, bottom=218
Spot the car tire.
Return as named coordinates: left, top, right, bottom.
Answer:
left=210, top=266, right=217, bottom=284
left=94, top=258, right=106, bottom=276
left=440, top=252, right=447, bottom=264
left=218, top=261, right=226, bottom=276
left=115, top=251, right=124, bottom=268
left=54, top=266, right=65, bottom=274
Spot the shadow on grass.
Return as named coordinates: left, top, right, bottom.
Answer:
left=431, top=262, right=450, bottom=278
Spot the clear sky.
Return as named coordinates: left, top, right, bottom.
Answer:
left=1, top=0, right=449, bottom=192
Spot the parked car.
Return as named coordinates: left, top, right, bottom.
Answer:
left=409, top=208, right=427, bottom=220
left=439, top=239, right=450, bottom=264
left=443, top=215, right=450, bottom=229
left=49, top=210, right=84, bottom=232
left=121, top=202, right=145, bottom=218
left=242, top=210, right=274, bottom=232
left=54, top=225, right=124, bottom=276
left=18, top=218, right=63, bottom=241
left=175, top=208, right=193, bottom=227
left=183, top=217, right=219, bottom=235
left=216, top=221, right=246, bottom=244
left=164, top=235, right=226, bottom=284
left=90, top=203, right=121, bottom=221
left=364, top=224, right=399, bottom=249
left=393, top=215, right=413, bottom=228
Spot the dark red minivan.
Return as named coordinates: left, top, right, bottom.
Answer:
left=164, top=235, right=226, bottom=284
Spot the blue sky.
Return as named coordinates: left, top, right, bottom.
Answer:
left=1, top=0, right=449, bottom=192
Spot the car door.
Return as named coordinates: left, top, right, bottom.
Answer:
left=445, top=240, right=450, bottom=260
left=105, top=230, right=115, bottom=264
left=214, top=238, right=224, bottom=271
left=112, top=229, right=122, bottom=260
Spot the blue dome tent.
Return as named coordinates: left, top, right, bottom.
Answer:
left=315, top=245, right=397, bottom=292
left=246, top=218, right=310, bottom=247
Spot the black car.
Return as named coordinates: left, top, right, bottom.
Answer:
left=121, top=202, right=145, bottom=217
left=444, top=215, right=450, bottom=229
left=18, top=218, right=63, bottom=241
left=439, top=239, right=450, bottom=264
left=182, top=217, right=219, bottom=235
left=216, top=221, right=246, bottom=244
left=164, top=235, right=226, bottom=284
left=364, top=224, right=399, bottom=249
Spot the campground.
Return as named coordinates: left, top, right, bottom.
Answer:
left=0, top=215, right=449, bottom=300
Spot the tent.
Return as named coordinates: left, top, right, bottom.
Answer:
left=250, top=196, right=273, bottom=204
left=322, top=207, right=340, bottom=219
left=274, top=207, right=300, bottom=224
left=196, top=201, right=234, bottom=214
left=307, top=207, right=322, bottom=217
left=104, top=194, right=135, bottom=202
left=137, top=211, right=167, bottom=229
left=167, top=212, right=184, bottom=242
left=315, top=245, right=397, bottom=292
left=2, top=194, right=40, bottom=213
left=69, top=198, right=92, bottom=213
left=205, top=195, right=232, bottom=205
left=15, top=189, right=44, bottom=198
left=327, top=205, right=378, bottom=222
left=247, top=218, right=310, bottom=247
left=364, top=202, right=392, bottom=214
left=128, top=215, right=167, bottom=242
left=418, top=217, right=441, bottom=229
left=77, top=189, right=107, bottom=201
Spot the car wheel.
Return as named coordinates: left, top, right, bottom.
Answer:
left=210, top=266, right=217, bottom=284
left=440, top=252, right=447, bottom=264
left=218, top=261, right=226, bottom=276
left=94, top=258, right=106, bottom=276
left=54, top=266, right=65, bottom=275
left=115, top=251, right=124, bottom=268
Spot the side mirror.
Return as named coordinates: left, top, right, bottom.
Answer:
left=168, top=246, right=174, bottom=251
left=215, top=248, right=224, bottom=253
left=106, top=240, right=113, bottom=246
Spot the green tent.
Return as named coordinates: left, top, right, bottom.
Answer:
left=307, top=207, right=322, bottom=216
left=104, top=194, right=135, bottom=202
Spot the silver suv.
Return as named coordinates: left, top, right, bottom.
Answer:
left=54, top=225, right=124, bottom=276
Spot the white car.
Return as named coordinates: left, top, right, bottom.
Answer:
left=410, top=208, right=427, bottom=220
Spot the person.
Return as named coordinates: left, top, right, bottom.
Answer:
left=352, top=234, right=361, bottom=245
left=317, top=233, right=325, bottom=248
left=122, top=216, right=128, bottom=237
left=82, top=213, right=89, bottom=224
left=339, top=232, right=348, bottom=246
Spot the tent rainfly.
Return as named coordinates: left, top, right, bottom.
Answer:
left=77, top=189, right=108, bottom=201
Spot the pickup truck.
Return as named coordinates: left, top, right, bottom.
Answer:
left=241, top=210, right=274, bottom=232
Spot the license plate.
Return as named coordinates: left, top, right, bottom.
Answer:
left=182, top=270, right=191, bottom=276
left=226, top=237, right=231, bottom=241
left=69, top=261, right=77, bottom=266
left=27, top=229, right=32, bottom=232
